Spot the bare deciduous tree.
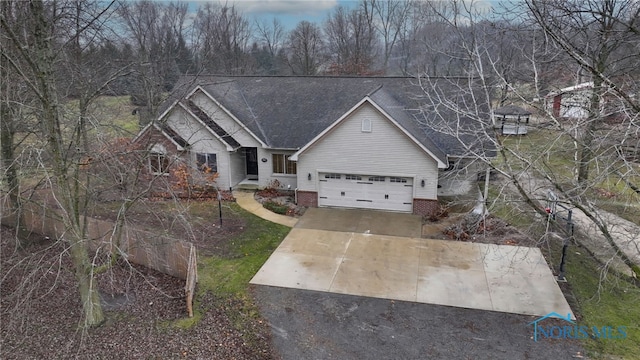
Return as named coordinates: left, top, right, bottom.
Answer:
left=324, top=5, right=377, bottom=74
left=253, top=18, right=287, bottom=74
left=118, top=0, right=190, bottom=123
left=287, top=20, right=325, bottom=75
left=367, top=0, right=413, bottom=73
left=526, top=0, right=640, bottom=187
left=254, top=17, right=285, bottom=59
left=1, top=0, right=108, bottom=327
left=414, top=0, right=640, bottom=280
left=192, top=3, right=252, bottom=75
left=0, top=0, right=156, bottom=328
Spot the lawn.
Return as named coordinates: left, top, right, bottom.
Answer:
left=487, top=189, right=640, bottom=359
left=62, top=95, right=141, bottom=138
left=498, top=128, right=640, bottom=225
left=170, top=201, right=291, bottom=345
left=92, top=95, right=141, bottom=137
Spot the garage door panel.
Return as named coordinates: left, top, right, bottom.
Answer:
left=318, top=174, right=413, bottom=212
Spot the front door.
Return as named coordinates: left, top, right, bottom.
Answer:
left=245, top=147, right=258, bottom=180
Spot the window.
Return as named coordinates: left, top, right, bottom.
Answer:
left=149, top=152, right=169, bottom=174
left=368, top=176, right=385, bottom=182
left=389, top=177, right=407, bottom=183
left=196, top=153, right=217, bottom=173
left=324, top=173, right=341, bottom=179
left=362, top=118, right=372, bottom=132
left=149, top=144, right=169, bottom=175
left=272, top=154, right=297, bottom=174
left=345, top=174, right=362, bottom=180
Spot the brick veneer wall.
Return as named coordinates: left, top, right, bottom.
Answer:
left=133, top=126, right=189, bottom=192
left=413, top=198, right=440, bottom=217
left=135, top=126, right=181, bottom=155
left=297, top=190, right=318, bottom=208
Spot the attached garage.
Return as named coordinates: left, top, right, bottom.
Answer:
left=318, top=173, right=414, bottom=212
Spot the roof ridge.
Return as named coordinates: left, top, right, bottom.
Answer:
left=238, top=88, right=270, bottom=147
left=367, top=84, right=384, bottom=96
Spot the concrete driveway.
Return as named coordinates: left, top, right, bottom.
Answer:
left=250, top=208, right=573, bottom=318
left=294, top=208, right=422, bottom=237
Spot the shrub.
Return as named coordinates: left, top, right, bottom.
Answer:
left=263, top=201, right=288, bottom=215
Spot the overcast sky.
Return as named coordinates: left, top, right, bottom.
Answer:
left=189, top=0, right=358, bottom=29
left=186, top=0, right=500, bottom=30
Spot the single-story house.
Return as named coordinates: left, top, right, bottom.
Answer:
left=133, top=76, right=495, bottom=216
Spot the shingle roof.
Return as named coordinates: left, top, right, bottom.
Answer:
left=494, top=105, right=532, bottom=116
left=183, top=99, right=241, bottom=149
left=163, top=76, right=495, bottom=158
left=159, top=124, right=189, bottom=149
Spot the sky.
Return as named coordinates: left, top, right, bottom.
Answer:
left=189, top=0, right=359, bottom=29
left=184, top=0, right=501, bottom=30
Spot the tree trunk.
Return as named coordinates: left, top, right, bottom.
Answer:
left=577, top=77, right=603, bottom=187
left=30, top=0, right=105, bottom=327
left=0, top=101, right=31, bottom=246
left=0, top=13, right=31, bottom=247
left=70, top=229, right=105, bottom=327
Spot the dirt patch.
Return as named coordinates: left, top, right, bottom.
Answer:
left=0, top=226, right=275, bottom=359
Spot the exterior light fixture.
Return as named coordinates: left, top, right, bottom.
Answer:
left=308, top=173, right=312, bottom=181
left=421, top=179, right=425, bottom=187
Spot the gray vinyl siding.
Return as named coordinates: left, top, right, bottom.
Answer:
left=296, top=103, right=439, bottom=200
left=228, top=151, right=245, bottom=189
left=188, top=91, right=267, bottom=188
left=165, top=107, right=232, bottom=190
left=262, top=149, right=298, bottom=189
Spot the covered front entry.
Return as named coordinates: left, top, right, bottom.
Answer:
left=243, top=147, right=258, bottom=180
left=318, top=173, right=413, bottom=212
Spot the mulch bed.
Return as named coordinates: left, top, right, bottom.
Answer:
left=0, top=224, right=275, bottom=359
left=254, top=189, right=306, bottom=217
left=441, top=214, right=540, bottom=247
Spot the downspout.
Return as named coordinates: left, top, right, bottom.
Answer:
left=228, top=151, right=233, bottom=191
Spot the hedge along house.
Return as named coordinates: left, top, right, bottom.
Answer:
left=133, top=76, right=495, bottom=216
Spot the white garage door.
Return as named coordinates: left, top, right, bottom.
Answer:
left=318, top=173, right=413, bottom=212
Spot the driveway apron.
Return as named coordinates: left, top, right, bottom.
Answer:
left=251, top=208, right=573, bottom=318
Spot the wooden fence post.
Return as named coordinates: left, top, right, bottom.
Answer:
left=185, top=244, right=198, bottom=317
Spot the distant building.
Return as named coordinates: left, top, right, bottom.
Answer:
left=493, top=105, right=531, bottom=135
left=545, top=82, right=593, bottom=119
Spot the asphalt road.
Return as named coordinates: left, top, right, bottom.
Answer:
left=253, top=286, right=585, bottom=360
